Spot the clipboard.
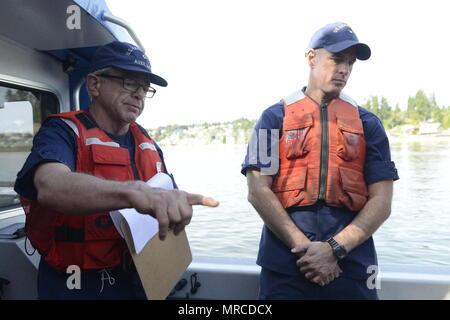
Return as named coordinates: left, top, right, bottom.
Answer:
left=121, top=220, right=192, bottom=300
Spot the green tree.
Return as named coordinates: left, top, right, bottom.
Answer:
left=441, top=107, right=450, bottom=129
left=391, top=104, right=406, bottom=128
left=362, top=96, right=400, bottom=129
left=406, top=89, right=438, bottom=124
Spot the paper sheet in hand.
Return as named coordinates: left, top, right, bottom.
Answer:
left=110, top=172, right=174, bottom=253
left=121, top=220, right=192, bottom=300
left=110, top=172, right=192, bottom=300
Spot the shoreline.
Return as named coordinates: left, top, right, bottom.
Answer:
left=159, top=134, right=450, bottom=147
left=388, top=134, right=450, bottom=143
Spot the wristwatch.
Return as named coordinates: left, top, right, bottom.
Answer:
left=327, top=238, right=347, bottom=260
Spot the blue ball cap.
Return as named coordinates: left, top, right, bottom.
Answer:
left=89, top=41, right=168, bottom=87
left=308, top=22, right=371, bottom=60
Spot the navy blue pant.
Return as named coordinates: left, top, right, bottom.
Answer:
left=37, top=259, right=147, bottom=300
left=258, top=267, right=379, bottom=300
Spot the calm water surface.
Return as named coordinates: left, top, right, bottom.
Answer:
left=1, top=139, right=449, bottom=266
left=162, top=138, right=450, bottom=266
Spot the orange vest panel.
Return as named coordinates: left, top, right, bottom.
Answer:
left=271, top=94, right=368, bottom=211
left=22, top=111, right=164, bottom=271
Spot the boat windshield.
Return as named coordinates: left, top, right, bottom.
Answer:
left=0, top=84, right=58, bottom=211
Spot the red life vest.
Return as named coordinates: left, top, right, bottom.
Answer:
left=271, top=91, right=368, bottom=211
left=21, top=111, right=165, bottom=271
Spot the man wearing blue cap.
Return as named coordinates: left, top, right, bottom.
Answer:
left=15, top=41, right=218, bottom=299
left=242, top=23, right=398, bottom=299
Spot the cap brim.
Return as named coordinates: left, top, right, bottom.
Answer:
left=149, top=73, right=168, bottom=87
left=325, top=40, right=371, bottom=60
left=103, top=65, right=168, bottom=87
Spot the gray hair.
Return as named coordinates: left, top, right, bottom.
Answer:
left=86, top=67, right=116, bottom=100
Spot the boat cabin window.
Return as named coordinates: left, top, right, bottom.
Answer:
left=0, top=83, right=58, bottom=211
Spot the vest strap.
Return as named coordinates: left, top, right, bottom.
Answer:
left=55, top=226, right=85, bottom=242
left=75, top=112, right=97, bottom=130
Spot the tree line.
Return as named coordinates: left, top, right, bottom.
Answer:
left=149, top=118, right=256, bottom=143
left=362, top=89, right=450, bottom=130
left=148, top=90, right=450, bottom=141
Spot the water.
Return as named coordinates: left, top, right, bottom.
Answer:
left=1, top=139, right=449, bottom=266
left=162, top=139, right=450, bottom=266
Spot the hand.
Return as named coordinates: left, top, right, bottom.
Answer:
left=129, top=182, right=219, bottom=240
left=291, top=242, right=342, bottom=286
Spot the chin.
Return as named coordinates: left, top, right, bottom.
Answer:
left=324, top=88, right=342, bottom=98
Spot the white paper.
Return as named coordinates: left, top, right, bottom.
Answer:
left=110, top=173, right=174, bottom=253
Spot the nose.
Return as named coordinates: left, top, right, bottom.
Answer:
left=338, top=61, right=351, bottom=76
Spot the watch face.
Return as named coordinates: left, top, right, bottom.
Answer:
left=327, top=238, right=347, bottom=259
left=335, top=246, right=347, bottom=259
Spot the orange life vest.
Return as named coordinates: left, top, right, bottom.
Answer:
left=271, top=91, right=368, bottom=211
left=21, top=111, right=164, bottom=271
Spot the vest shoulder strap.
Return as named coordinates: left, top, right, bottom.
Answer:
left=75, top=112, right=98, bottom=129
left=338, top=92, right=359, bottom=108
left=282, top=89, right=359, bottom=109
left=283, top=89, right=306, bottom=106
left=134, top=122, right=152, bottom=140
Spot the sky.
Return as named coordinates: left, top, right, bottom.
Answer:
left=107, top=0, right=450, bottom=129
left=0, top=102, right=33, bottom=134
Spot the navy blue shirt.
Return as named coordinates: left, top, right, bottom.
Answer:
left=14, top=118, right=167, bottom=201
left=241, top=94, right=399, bottom=278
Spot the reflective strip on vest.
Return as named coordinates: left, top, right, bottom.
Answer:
left=139, top=142, right=157, bottom=151
left=339, top=92, right=359, bottom=108
left=283, top=89, right=356, bottom=107
left=284, top=89, right=306, bottom=105
left=61, top=118, right=80, bottom=137
left=85, top=138, right=120, bottom=148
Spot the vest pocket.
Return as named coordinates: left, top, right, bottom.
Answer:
left=84, top=212, right=122, bottom=241
left=338, top=166, right=368, bottom=211
left=272, top=166, right=307, bottom=208
left=84, top=213, right=123, bottom=268
left=91, top=144, right=132, bottom=181
left=336, top=118, right=364, bottom=162
left=283, top=113, right=313, bottom=159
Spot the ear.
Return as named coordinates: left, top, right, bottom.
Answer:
left=305, top=49, right=317, bottom=68
left=86, top=74, right=101, bottom=98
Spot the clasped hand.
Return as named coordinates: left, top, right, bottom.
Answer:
left=291, top=242, right=342, bottom=286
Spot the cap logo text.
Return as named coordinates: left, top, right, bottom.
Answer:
left=333, top=23, right=350, bottom=33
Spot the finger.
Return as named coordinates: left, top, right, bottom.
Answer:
left=187, top=193, right=219, bottom=207
left=172, top=223, right=185, bottom=236
left=300, top=265, right=315, bottom=273
left=334, top=269, right=341, bottom=279
left=154, top=205, right=169, bottom=241
left=291, top=245, right=308, bottom=255
left=305, top=272, right=314, bottom=280
left=298, top=255, right=311, bottom=267
left=179, top=201, right=193, bottom=227
left=173, top=202, right=192, bottom=235
left=311, top=275, right=324, bottom=286
left=167, top=199, right=182, bottom=224
left=305, top=271, right=319, bottom=280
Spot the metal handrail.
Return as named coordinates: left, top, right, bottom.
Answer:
left=102, top=13, right=146, bottom=52
left=73, top=77, right=85, bottom=110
